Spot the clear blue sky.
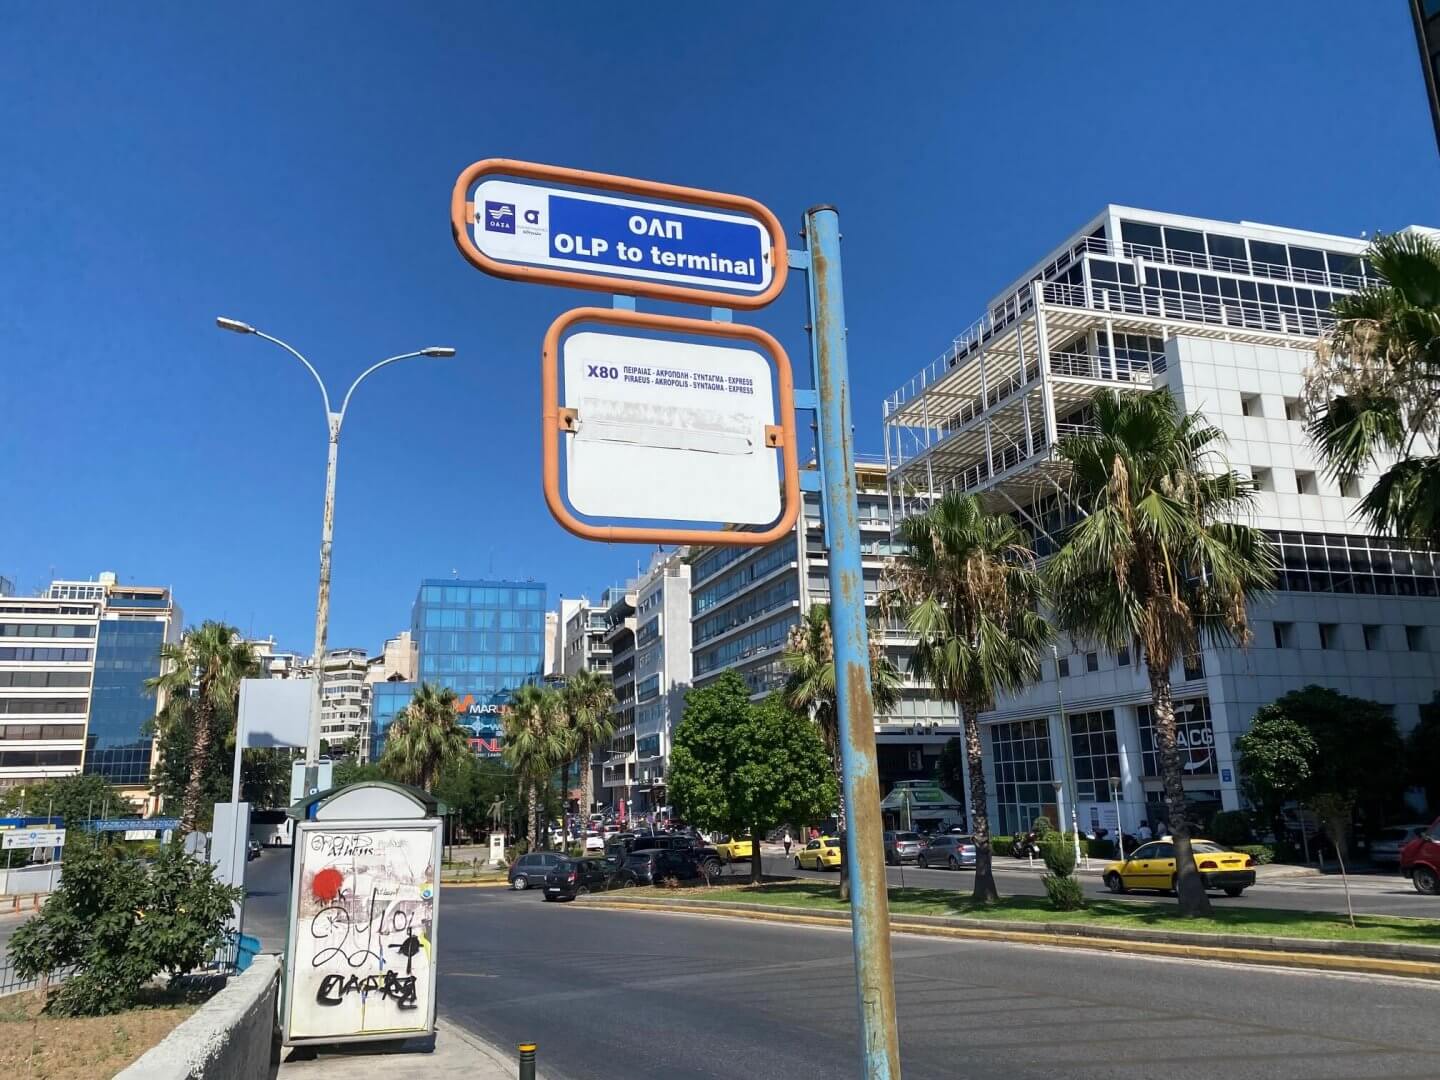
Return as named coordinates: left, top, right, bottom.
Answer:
left=3, top=2, right=1437, bottom=653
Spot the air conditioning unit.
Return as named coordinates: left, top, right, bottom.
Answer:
left=907, top=749, right=923, bottom=771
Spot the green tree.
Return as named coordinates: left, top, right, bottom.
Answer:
left=147, top=622, right=259, bottom=830
left=334, top=759, right=385, bottom=787
left=669, top=673, right=837, bottom=884
left=11, top=836, right=240, bottom=1016
left=1235, top=709, right=1317, bottom=847
left=783, top=603, right=900, bottom=835
left=151, top=706, right=231, bottom=829
left=378, top=682, right=472, bottom=793
left=0, top=774, right=136, bottom=828
left=1305, top=231, right=1440, bottom=543
left=434, top=755, right=515, bottom=842
left=240, top=747, right=295, bottom=809
left=560, top=669, right=615, bottom=827
left=502, top=685, right=570, bottom=849
left=890, top=493, right=1052, bottom=904
left=1045, top=390, right=1276, bottom=917
left=1407, top=694, right=1440, bottom=814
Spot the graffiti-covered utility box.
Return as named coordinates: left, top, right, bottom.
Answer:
left=281, top=782, right=445, bottom=1047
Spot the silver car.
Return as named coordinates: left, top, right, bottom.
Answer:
left=884, top=831, right=924, bottom=865
left=917, top=834, right=977, bottom=870
left=1371, top=824, right=1431, bottom=865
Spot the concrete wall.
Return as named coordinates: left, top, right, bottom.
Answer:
left=115, top=953, right=280, bottom=1080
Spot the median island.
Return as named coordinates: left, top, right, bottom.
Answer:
left=616, top=880, right=1440, bottom=947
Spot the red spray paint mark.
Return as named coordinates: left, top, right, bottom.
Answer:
left=312, top=867, right=343, bottom=902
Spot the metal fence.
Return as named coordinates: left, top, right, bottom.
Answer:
left=0, top=954, right=79, bottom=998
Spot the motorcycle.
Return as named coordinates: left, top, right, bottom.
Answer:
left=1010, top=831, right=1041, bottom=859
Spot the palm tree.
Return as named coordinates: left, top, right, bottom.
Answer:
left=502, top=685, right=571, bottom=850
left=1305, top=230, right=1440, bottom=544
left=147, top=621, right=259, bottom=830
left=562, top=669, right=616, bottom=830
left=379, top=682, right=471, bottom=793
left=1045, top=390, right=1275, bottom=917
left=783, top=603, right=901, bottom=833
left=891, top=494, right=1052, bottom=903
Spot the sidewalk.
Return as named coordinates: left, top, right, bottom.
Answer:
left=276, top=1018, right=523, bottom=1078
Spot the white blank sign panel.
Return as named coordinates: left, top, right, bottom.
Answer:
left=563, top=332, right=781, bottom=525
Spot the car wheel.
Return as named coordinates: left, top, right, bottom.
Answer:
left=948, top=856, right=959, bottom=871
left=1104, top=872, right=1127, bottom=894
left=794, top=856, right=802, bottom=870
left=512, top=875, right=528, bottom=891
left=1169, top=875, right=1179, bottom=896
left=1223, top=886, right=1245, bottom=897
left=705, top=859, right=723, bottom=878
left=917, top=856, right=927, bottom=869
left=1413, top=866, right=1440, bottom=896
left=576, top=887, right=589, bottom=899
left=542, top=893, right=555, bottom=902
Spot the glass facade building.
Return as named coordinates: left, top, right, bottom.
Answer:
left=85, top=620, right=166, bottom=784
left=371, top=578, right=547, bottom=760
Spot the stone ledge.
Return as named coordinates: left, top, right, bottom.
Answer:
left=114, top=954, right=281, bottom=1080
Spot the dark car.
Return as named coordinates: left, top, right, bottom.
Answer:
left=613, top=848, right=703, bottom=887
left=630, top=834, right=723, bottom=877
left=604, top=832, right=640, bottom=858
left=883, top=831, right=925, bottom=865
left=917, top=834, right=976, bottom=869
left=246, top=840, right=262, bottom=861
left=508, top=851, right=565, bottom=891
left=542, top=857, right=616, bottom=901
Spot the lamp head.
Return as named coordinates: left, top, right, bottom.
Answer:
left=421, top=346, right=457, bottom=358
left=216, top=317, right=255, bottom=334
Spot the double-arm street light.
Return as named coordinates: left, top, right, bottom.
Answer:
left=216, top=317, right=455, bottom=796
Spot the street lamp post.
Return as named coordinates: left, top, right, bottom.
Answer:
left=215, top=318, right=455, bottom=796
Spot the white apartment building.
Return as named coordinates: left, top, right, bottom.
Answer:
left=365, top=631, right=418, bottom=685
left=297, top=648, right=372, bottom=760
left=600, top=585, right=638, bottom=811
left=687, top=464, right=960, bottom=791
left=630, top=550, right=691, bottom=814
left=883, top=205, right=1440, bottom=835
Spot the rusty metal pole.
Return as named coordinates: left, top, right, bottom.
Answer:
left=804, top=205, right=901, bottom=1080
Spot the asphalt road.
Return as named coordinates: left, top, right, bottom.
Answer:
left=758, top=854, right=1440, bottom=919
left=433, top=886, right=1440, bottom=1080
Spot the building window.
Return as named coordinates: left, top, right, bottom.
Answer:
left=988, top=718, right=1055, bottom=835
left=1252, top=468, right=1274, bottom=492
left=1182, top=653, right=1204, bottom=681
left=1117, top=644, right=1131, bottom=666
left=1341, top=476, right=1361, bottom=498
left=1319, top=623, right=1339, bottom=650
left=1284, top=398, right=1304, bottom=422
left=1136, top=697, right=1216, bottom=777
left=1407, top=625, right=1427, bottom=651
left=1241, top=394, right=1263, bottom=418
left=1273, top=621, right=1293, bottom=648
left=1068, top=709, right=1121, bottom=801
left=1056, top=655, right=1070, bottom=678
left=1296, top=471, right=1318, bottom=495
left=1268, top=530, right=1440, bottom=596
left=1363, top=624, right=1383, bottom=651
left=1085, top=652, right=1099, bottom=673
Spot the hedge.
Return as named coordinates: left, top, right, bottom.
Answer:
left=1235, top=844, right=1275, bottom=866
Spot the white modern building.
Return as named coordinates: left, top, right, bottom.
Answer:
left=883, top=205, right=1440, bottom=835
left=687, top=462, right=961, bottom=791
left=297, top=648, right=372, bottom=760
left=630, top=550, right=692, bottom=814
left=600, top=584, right=638, bottom=811
left=0, top=572, right=181, bottom=806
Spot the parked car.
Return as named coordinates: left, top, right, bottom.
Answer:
left=883, top=831, right=925, bottom=865
left=613, top=848, right=703, bottom=887
left=795, top=836, right=843, bottom=871
left=509, top=851, right=565, bottom=891
left=1103, top=839, right=1256, bottom=897
left=246, top=840, right=262, bottom=861
left=583, top=831, right=606, bottom=852
left=630, top=833, right=724, bottom=877
left=542, top=857, right=616, bottom=901
left=1371, top=823, right=1432, bottom=865
left=1400, top=818, right=1440, bottom=895
left=714, top=834, right=754, bottom=863
left=916, top=834, right=976, bottom=870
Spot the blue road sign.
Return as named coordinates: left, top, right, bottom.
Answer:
left=1221, top=768, right=1233, bottom=783
left=471, top=179, right=773, bottom=295
left=87, top=817, right=182, bottom=832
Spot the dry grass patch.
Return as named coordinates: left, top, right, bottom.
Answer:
left=0, top=986, right=204, bottom=1080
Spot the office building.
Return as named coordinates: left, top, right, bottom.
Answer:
left=882, top=205, right=1440, bottom=833
left=371, top=578, right=547, bottom=759
left=628, top=550, right=691, bottom=815
left=687, top=463, right=957, bottom=794
left=600, top=584, right=637, bottom=808
left=0, top=573, right=180, bottom=801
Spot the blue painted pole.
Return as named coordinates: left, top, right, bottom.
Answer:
left=804, top=205, right=901, bottom=1080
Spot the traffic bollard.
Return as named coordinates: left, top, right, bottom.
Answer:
left=518, top=1042, right=537, bottom=1080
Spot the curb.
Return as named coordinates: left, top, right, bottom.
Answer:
left=441, top=878, right=512, bottom=889
left=576, top=896, right=1440, bottom=981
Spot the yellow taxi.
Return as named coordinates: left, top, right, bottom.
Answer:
left=1103, top=838, right=1256, bottom=897
left=714, top=835, right=754, bottom=863
left=795, top=836, right=843, bottom=871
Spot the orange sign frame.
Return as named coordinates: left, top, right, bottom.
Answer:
left=451, top=158, right=788, bottom=310
left=542, top=307, right=801, bottom=546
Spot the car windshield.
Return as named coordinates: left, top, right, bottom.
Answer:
left=553, top=859, right=576, bottom=872
left=824, top=839, right=841, bottom=848
left=1191, top=842, right=1225, bottom=854
left=624, top=853, right=654, bottom=866
left=896, top=833, right=921, bottom=843
left=1376, top=827, right=1413, bottom=841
